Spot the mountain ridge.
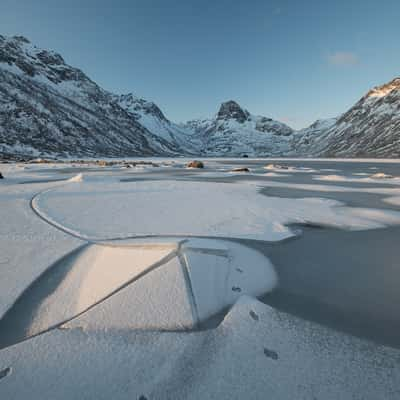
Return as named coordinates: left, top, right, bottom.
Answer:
left=294, top=77, right=400, bottom=157
left=1, top=34, right=399, bottom=159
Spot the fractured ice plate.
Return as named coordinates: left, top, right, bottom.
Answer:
left=0, top=238, right=277, bottom=348
left=0, top=242, right=179, bottom=348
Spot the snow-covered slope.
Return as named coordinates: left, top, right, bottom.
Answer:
left=113, top=93, right=201, bottom=154
left=295, top=78, right=400, bottom=157
left=183, top=100, right=294, bottom=156
left=0, top=35, right=181, bottom=158
left=290, top=118, right=337, bottom=155
left=2, top=34, right=400, bottom=158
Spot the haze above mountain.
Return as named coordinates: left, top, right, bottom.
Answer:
left=0, top=34, right=399, bottom=158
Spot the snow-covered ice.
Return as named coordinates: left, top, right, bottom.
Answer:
left=0, top=296, right=399, bottom=399
left=59, top=239, right=276, bottom=333
left=32, top=180, right=400, bottom=241
left=0, top=181, right=82, bottom=319
left=384, top=196, right=400, bottom=206
left=315, top=173, right=400, bottom=185
left=2, top=159, right=400, bottom=399
left=67, top=173, right=83, bottom=182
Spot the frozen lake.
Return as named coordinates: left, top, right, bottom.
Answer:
left=1, top=157, right=400, bottom=399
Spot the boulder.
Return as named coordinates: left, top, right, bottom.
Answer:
left=231, top=167, right=250, bottom=172
left=187, top=160, right=204, bottom=169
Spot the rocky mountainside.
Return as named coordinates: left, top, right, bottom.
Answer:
left=112, top=93, right=201, bottom=154
left=1, top=34, right=399, bottom=158
left=183, top=101, right=294, bottom=157
left=294, top=78, right=400, bottom=157
left=0, top=35, right=293, bottom=158
left=0, top=35, right=182, bottom=158
left=290, top=118, right=337, bottom=156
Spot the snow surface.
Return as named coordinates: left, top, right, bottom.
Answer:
left=384, top=196, right=400, bottom=206
left=0, top=296, right=399, bottom=399
left=67, top=173, right=83, bottom=182
left=315, top=173, right=400, bottom=185
left=244, top=178, right=400, bottom=197
left=2, top=160, right=400, bottom=399
left=0, top=180, right=82, bottom=319
left=61, top=238, right=276, bottom=332
left=264, top=163, right=317, bottom=173
left=32, top=180, right=400, bottom=241
left=17, top=243, right=178, bottom=338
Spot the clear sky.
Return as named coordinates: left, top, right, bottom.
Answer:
left=1, top=0, right=400, bottom=128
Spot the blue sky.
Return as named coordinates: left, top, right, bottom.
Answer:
left=1, top=0, right=400, bottom=128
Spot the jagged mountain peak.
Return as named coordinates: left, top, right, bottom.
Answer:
left=1, top=33, right=400, bottom=158
left=366, top=77, right=400, bottom=99
left=292, top=76, right=400, bottom=157
left=0, top=35, right=30, bottom=45
left=0, top=34, right=88, bottom=85
left=182, top=101, right=294, bottom=157
left=115, top=93, right=168, bottom=122
left=217, top=100, right=250, bottom=123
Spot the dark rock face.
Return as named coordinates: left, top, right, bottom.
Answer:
left=217, top=100, right=250, bottom=123
left=0, top=172, right=3, bottom=179
left=255, top=116, right=293, bottom=136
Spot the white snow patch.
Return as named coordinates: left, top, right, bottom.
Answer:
left=23, top=243, right=178, bottom=337
left=0, top=190, right=82, bottom=319
left=1, top=296, right=399, bottom=399
left=68, top=173, right=83, bottom=182
left=384, top=196, right=400, bottom=206
left=181, top=239, right=276, bottom=322
left=314, top=173, right=400, bottom=185
left=33, top=180, right=400, bottom=241
left=264, top=163, right=316, bottom=173
left=65, top=238, right=277, bottom=331
left=370, top=172, right=394, bottom=179
left=66, top=252, right=196, bottom=331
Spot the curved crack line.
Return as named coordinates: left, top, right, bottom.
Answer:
left=30, top=187, right=92, bottom=242
left=28, top=178, right=372, bottom=245
left=29, top=185, right=300, bottom=244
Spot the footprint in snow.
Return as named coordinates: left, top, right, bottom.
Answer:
left=0, top=367, right=12, bottom=380
left=264, top=347, right=278, bottom=360
left=249, top=310, right=259, bottom=321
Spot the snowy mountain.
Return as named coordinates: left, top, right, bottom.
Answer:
left=295, top=78, right=400, bottom=157
left=290, top=118, right=338, bottom=156
left=0, top=34, right=294, bottom=158
left=0, top=35, right=182, bottom=158
left=183, top=101, right=294, bottom=157
left=1, top=34, right=400, bottom=158
left=112, top=93, right=201, bottom=154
